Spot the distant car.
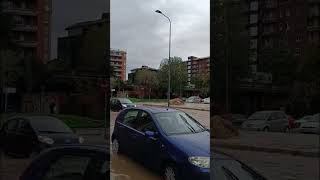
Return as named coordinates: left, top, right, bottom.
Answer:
left=186, top=96, right=202, bottom=103
left=212, top=150, right=267, bottom=180
left=110, top=98, right=136, bottom=112
left=112, top=106, right=210, bottom=180
left=242, top=111, right=289, bottom=132
left=203, top=97, right=210, bottom=104
left=20, top=145, right=108, bottom=180
left=0, top=116, right=83, bottom=157
left=292, top=113, right=320, bottom=134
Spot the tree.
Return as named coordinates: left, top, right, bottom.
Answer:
left=191, top=73, right=210, bottom=97
left=158, top=57, right=188, bottom=97
left=135, top=69, right=159, bottom=99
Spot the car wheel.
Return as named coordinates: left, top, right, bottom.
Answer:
left=163, top=163, right=180, bottom=180
left=263, top=127, right=269, bottom=132
left=29, top=149, right=40, bottom=159
left=285, top=126, right=290, bottom=133
left=112, top=138, right=120, bottom=155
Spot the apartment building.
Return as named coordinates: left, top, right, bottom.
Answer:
left=110, top=49, right=126, bottom=81
left=248, top=0, right=320, bottom=73
left=186, top=56, right=210, bottom=84
left=1, top=0, right=51, bottom=63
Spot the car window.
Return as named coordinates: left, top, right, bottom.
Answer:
left=155, top=111, right=206, bottom=135
left=122, top=110, right=139, bottom=128
left=4, top=119, right=19, bottom=132
left=18, top=120, right=33, bottom=134
left=43, top=155, right=91, bottom=180
left=136, top=111, right=157, bottom=132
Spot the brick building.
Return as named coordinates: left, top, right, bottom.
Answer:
left=248, top=0, right=320, bottom=73
left=185, top=56, right=210, bottom=85
left=110, top=49, right=126, bottom=81
left=1, top=0, right=51, bottom=63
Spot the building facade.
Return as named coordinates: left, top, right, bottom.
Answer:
left=186, top=56, right=210, bottom=85
left=248, top=0, right=320, bottom=73
left=1, top=0, right=51, bottom=63
left=57, top=13, right=109, bottom=74
left=128, top=65, right=158, bottom=84
left=110, top=49, right=126, bottom=81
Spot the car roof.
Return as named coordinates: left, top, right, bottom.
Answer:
left=129, top=106, right=179, bottom=114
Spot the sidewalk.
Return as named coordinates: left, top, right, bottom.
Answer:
left=212, top=130, right=320, bottom=157
left=138, top=102, right=209, bottom=111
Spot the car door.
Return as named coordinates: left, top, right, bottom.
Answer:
left=1, top=118, right=19, bottom=153
left=16, top=119, right=37, bottom=155
left=118, top=109, right=140, bottom=156
left=268, top=113, right=278, bottom=131
left=134, top=111, right=161, bottom=169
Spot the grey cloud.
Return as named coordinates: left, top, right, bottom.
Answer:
left=111, top=0, right=209, bottom=76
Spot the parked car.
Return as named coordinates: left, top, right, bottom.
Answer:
left=203, top=97, right=210, bottom=104
left=222, top=114, right=247, bottom=127
left=110, top=98, right=136, bottom=112
left=242, top=111, right=289, bottom=132
left=0, top=116, right=83, bottom=157
left=211, top=150, right=267, bottom=180
left=292, top=113, right=320, bottom=134
left=19, top=145, right=108, bottom=180
left=186, top=96, right=202, bottom=103
left=112, top=106, right=210, bottom=180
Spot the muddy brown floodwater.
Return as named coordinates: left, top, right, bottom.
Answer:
left=110, top=153, right=162, bottom=180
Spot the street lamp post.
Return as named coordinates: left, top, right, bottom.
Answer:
left=155, top=10, right=171, bottom=108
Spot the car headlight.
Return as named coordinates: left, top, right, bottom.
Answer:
left=79, top=136, right=84, bottom=144
left=188, top=156, right=210, bottom=168
left=38, top=135, right=54, bottom=145
left=122, top=104, right=127, bottom=108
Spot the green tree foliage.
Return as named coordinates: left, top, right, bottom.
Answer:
left=191, top=73, right=210, bottom=97
left=135, top=69, right=159, bottom=99
left=158, top=57, right=188, bottom=97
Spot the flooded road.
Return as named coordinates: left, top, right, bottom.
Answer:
left=111, top=153, right=162, bottom=180
left=110, top=108, right=210, bottom=180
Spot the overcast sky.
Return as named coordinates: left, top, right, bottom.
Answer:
left=111, top=0, right=210, bottom=76
left=51, top=0, right=109, bottom=59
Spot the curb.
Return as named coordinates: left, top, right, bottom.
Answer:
left=141, top=104, right=210, bottom=112
left=212, top=142, right=319, bottom=158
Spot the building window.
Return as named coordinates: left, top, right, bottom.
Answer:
left=285, top=8, right=290, bottom=16
left=250, top=14, right=258, bottom=24
left=295, top=48, right=301, bottom=56
left=250, top=1, right=258, bottom=11
left=296, top=35, right=302, bottom=42
left=250, top=26, right=258, bottom=36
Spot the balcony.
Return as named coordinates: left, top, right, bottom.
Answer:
left=12, top=24, right=37, bottom=32
left=2, top=7, right=37, bottom=16
left=12, top=40, right=37, bottom=47
left=264, top=2, right=277, bottom=9
left=307, top=25, right=320, bottom=31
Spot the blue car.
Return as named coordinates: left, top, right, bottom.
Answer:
left=111, top=106, right=210, bottom=180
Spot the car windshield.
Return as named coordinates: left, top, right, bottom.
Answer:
left=29, top=117, right=73, bottom=133
left=155, top=111, right=206, bottom=135
left=311, top=114, right=320, bottom=122
left=118, top=98, right=133, bottom=104
left=211, top=158, right=265, bottom=180
left=248, top=112, right=270, bottom=120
